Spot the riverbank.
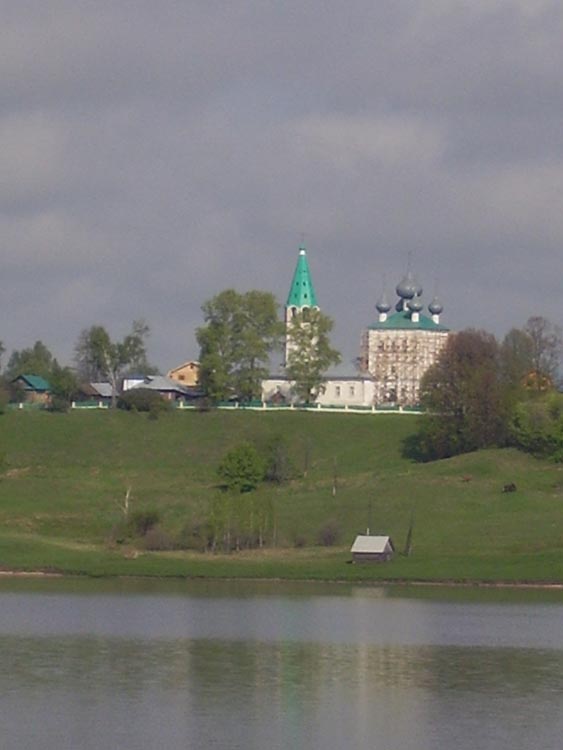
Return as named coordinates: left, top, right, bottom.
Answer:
left=2, top=538, right=563, bottom=587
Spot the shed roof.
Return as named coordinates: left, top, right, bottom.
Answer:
left=350, top=535, right=394, bottom=554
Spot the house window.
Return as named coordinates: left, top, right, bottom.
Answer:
left=335, top=385, right=341, bottom=397
left=178, top=375, right=185, bottom=381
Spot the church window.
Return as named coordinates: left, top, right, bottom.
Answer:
left=349, top=385, right=355, bottom=397
left=335, top=385, right=341, bottom=397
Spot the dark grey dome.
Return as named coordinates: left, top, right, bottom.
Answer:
left=396, top=270, right=422, bottom=299
left=376, top=293, right=391, bottom=313
left=408, top=295, right=423, bottom=312
left=428, top=296, right=443, bottom=315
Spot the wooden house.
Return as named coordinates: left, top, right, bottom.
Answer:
left=167, top=361, right=200, bottom=387
left=11, top=374, right=51, bottom=404
left=350, top=535, right=395, bottom=563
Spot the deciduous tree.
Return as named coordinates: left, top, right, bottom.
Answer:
left=285, top=309, right=341, bottom=403
left=217, top=443, right=264, bottom=493
left=197, top=290, right=282, bottom=402
left=74, top=320, right=151, bottom=407
left=411, top=329, right=509, bottom=460
left=5, top=340, right=56, bottom=380
left=523, top=316, right=562, bottom=387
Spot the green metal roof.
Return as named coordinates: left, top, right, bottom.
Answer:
left=14, top=374, right=51, bottom=391
left=368, top=311, right=449, bottom=332
left=286, top=245, right=318, bottom=308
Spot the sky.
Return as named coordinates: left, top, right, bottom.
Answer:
left=3, top=1, right=563, bottom=373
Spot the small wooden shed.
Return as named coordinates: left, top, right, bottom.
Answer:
left=351, top=535, right=395, bottom=563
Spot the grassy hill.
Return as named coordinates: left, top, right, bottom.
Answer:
left=1, top=409, right=562, bottom=583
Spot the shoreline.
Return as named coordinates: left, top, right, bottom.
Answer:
left=1, top=567, right=563, bottom=590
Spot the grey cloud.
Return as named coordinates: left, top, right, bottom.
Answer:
left=2, top=1, right=563, bottom=370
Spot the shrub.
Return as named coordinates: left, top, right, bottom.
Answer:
left=128, top=510, right=160, bottom=537
left=47, top=395, right=71, bottom=413
left=107, top=520, right=128, bottom=545
left=0, top=384, right=9, bottom=414
left=118, top=389, right=172, bottom=414
left=142, top=526, right=176, bottom=551
left=263, top=434, right=296, bottom=484
left=318, top=520, right=340, bottom=547
left=178, top=520, right=214, bottom=551
left=218, top=443, right=264, bottom=493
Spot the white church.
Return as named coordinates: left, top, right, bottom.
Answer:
left=262, top=246, right=450, bottom=408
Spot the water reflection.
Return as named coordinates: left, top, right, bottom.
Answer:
left=2, top=581, right=563, bottom=749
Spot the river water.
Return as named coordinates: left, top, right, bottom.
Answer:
left=1, top=578, right=563, bottom=750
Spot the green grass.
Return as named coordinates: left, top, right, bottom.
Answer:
left=1, top=409, right=563, bottom=583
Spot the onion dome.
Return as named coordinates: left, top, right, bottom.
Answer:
left=428, top=296, right=443, bottom=315
left=376, top=293, right=391, bottom=313
left=396, top=270, right=422, bottom=299
left=408, top=295, right=423, bottom=312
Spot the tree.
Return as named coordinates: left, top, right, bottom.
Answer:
left=217, top=443, right=265, bottom=493
left=263, top=434, right=295, bottom=484
left=74, top=320, right=151, bottom=407
left=524, top=316, right=562, bottom=386
left=285, top=309, right=341, bottom=403
left=5, top=340, right=56, bottom=381
left=48, top=363, right=80, bottom=411
left=410, top=329, right=509, bottom=460
left=197, top=290, right=282, bottom=402
left=500, top=328, right=534, bottom=389
left=510, top=392, right=563, bottom=461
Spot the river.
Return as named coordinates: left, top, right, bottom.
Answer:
left=1, top=577, right=562, bottom=749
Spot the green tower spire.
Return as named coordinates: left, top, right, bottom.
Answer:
left=286, top=245, right=318, bottom=308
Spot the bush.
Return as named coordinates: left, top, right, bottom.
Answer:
left=128, top=510, right=160, bottom=537
left=118, top=389, right=172, bottom=414
left=178, top=520, right=214, bottom=551
left=0, top=384, right=9, bottom=414
left=318, top=520, right=340, bottom=547
left=142, top=526, right=176, bottom=551
left=263, top=434, right=296, bottom=484
left=218, top=442, right=264, bottom=493
left=47, top=395, right=71, bottom=413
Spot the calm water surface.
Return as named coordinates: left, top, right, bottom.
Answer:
left=1, top=578, right=563, bottom=750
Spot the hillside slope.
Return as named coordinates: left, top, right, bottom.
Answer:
left=1, top=410, right=562, bottom=582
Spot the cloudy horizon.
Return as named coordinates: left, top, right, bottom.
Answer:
left=3, top=1, right=563, bottom=372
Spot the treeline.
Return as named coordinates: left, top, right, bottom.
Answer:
left=408, top=316, right=563, bottom=462
left=0, top=320, right=156, bottom=410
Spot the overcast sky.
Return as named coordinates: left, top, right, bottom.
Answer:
left=3, top=1, right=563, bottom=372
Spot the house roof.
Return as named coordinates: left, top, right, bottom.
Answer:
left=350, top=535, right=394, bottom=554
left=167, top=360, right=200, bottom=374
left=90, top=382, right=113, bottom=398
left=131, top=375, right=191, bottom=394
left=13, top=374, right=51, bottom=391
left=286, top=245, right=318, bottom=308
left=368, top=310, right=448, bottom=332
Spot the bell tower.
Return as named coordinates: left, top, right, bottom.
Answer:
left=284, top=245, right=319, bottom=365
